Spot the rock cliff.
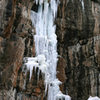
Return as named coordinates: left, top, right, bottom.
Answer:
left=0, top=0, right=100, bottom=100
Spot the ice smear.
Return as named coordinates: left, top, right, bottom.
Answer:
left=30, top=11, right=37, bottom=27
left=88, top=96, right=100, bottom=100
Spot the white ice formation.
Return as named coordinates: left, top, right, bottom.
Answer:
left=24, top=0, right=71, bottom=100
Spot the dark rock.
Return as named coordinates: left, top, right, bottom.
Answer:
left=57, top=0, right=100, bottom=100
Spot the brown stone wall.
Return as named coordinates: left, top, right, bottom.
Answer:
left=0, top=0, right=45, bottom=99
left=0, top=0, right=100, bottom=100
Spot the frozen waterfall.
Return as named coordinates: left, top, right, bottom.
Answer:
left=24, top=0, right=71, bottom=100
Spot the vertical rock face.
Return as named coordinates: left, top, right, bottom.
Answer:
left=0, top=0, right=100, bottom=100
left=0, top=0, right=44, bottom=99
left=56, top=0, right=100, bottom=100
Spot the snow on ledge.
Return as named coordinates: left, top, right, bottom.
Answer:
left=88, top=96, right=100, bottom=100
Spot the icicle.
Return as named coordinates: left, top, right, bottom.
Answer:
left=24, top=55, right=47, bottom=79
